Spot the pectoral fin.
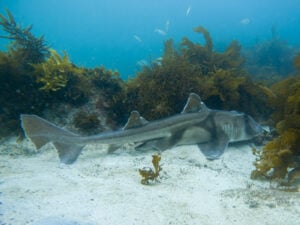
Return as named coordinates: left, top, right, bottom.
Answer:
left=53, top=142, right=84, bottom=164
left=197, top=134, right=229, bottom=160
left=107, top=144, right=122, bottom=153
left=135, top=137, right=172, bottom=152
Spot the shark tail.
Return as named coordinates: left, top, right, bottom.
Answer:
left=21, top=114, right=84, bottom=164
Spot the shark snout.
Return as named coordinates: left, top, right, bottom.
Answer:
left=245, top=115, right=263, bottom=137
left=255, top=124, right=263, bottom=136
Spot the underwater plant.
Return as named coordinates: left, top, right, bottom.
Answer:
left=294, top=52, right=300, bottom=70
left=243, top=26, right=296, bottom=83
left=0, top=10, right=128, bottom=137
left=0, top=9, right=49, bottom=64
left=31, top=49, right=84, bottom=92
left=139, top=154, right=162, bottom=185
left=0, top=10, right=54, bottom=136
left=90, top=66, right=127, bottom=125
left=126, top=26, right=273, bottom=121
left=73, top=110, right=101, bottom=134
left=251, top=55, right=300, bottom=184
left=126, top=42, right=202, bottom=119
left=0, top=10, right=279, bottom=155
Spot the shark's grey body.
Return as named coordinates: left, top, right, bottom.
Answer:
left=21, top=93, right=262, bottom=164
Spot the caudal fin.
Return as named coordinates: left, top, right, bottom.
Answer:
left=20, top=114, right=84, bottom=164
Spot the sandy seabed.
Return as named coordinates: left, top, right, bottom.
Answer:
left=0, top=139, right=299, bottom=225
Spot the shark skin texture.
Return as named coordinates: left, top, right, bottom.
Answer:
left=21, top=93, right=263, bottom=164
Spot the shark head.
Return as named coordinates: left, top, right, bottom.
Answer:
left=216, top=111, right=263, bottom=142
left=243, top=113, right=263, bottom=139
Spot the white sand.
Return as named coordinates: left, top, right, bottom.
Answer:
left=0, top=140, right=299, bottom=225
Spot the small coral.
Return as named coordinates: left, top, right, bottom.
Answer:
left=139, top=154, right=162, bottom=185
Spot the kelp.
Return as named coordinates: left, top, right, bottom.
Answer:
left=126, top=47, right=203, bottom=119
left=193, top=25, right=213, bottom=53
left=126, top=26, right=273, bottom=121
left=0, top=9, right=49, bottom=64
left=73, top=111, right=101, bottom=134
left=90, top=66, right=127, bottom=125
left=251, top=57, right=300, bottom=184
left=0, top=50, right=49, bottom=136
left=0, top=10, right=52, bottom=136
left=0, top=10, right=133, bottom=137
left=252, top=129, right=299, bottom=179
left=294, top=52, right=300, bottom=70
left=0, top=10, right=281, bottom=148
left=139, top=154, right=162, bottom=185
left=243, top=26, right=295, bottom=83
left=32, top=49, right=84, bottom=91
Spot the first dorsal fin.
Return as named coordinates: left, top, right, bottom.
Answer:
left=123, top=111, right=148, bottom=130
left=181, top=93, right=208, bottom=113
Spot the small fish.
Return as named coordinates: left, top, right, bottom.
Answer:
left=133, top=35, right=142, bottom=42
left=165, top=19, right=170, bottom=32
left=240, top=18, right=250, bottom=25
left=136, top=59, right=149, bottom=68
left=186, top=5, right=192, bottom=16
left=154, top=28, right=167, bottom=36
left=21, top=93, right=263, bottom=164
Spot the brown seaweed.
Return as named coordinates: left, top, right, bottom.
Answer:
left=251, top=56, right=300, bottom=183
left=139, top=154, right=162, bottom=185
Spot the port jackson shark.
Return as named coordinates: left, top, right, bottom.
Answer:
left=21, top=93, right=262, bottom=164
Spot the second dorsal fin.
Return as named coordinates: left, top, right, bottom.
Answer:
left=123, top=111, right=148, bottom=130
left=181, top=93, right=208, bottom=113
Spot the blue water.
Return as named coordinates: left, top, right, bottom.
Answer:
left=1, top=0, right=300, bottom=79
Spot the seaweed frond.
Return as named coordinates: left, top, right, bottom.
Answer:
left=73, top=111, right=101, bottom=134
left=126, top=25, right=272, bottom=120
left=193, top=25, right=213, bottom=52
left=294, top=52, right=300, bottom=70
left=251, top=71, right=300, bottom=186
left=139, top=154, right=162, bottom=185
left=0, top=9, right=49, bottom=63
left=31, top=49, right=84, bottom=91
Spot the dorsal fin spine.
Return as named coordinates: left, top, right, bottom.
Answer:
left=181, top=93, right=208, bottom=113
left=123, top=111, right=148, bottom=130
